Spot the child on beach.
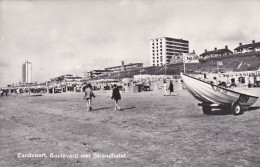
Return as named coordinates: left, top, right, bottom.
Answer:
left=83, top=84, right=95, bottom=111
left=163, top=81, right=168, bottom=96
left=111, top=84, right=121, bottom=111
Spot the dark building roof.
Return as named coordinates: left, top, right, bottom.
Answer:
left=92, top=70, right=107, bottom=72
left=152, top=37, right=189, bottom=44
left=200, top=47, right=233, bottom=57
left=165, top=37, right=189, bottom=44
left=234, top=41, right=260, bottom=51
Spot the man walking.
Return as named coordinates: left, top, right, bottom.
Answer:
left=111, top=84, right=121, bottom=111
left=83, top=84, right=95, bottom=111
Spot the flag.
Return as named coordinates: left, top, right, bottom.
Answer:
left=183, top=53, right=199, bottom=63
left=217, top=61, right=223, bottom=66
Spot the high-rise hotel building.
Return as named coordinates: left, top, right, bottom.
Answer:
left=22, top=60, right=32, bottom=83
left=150, top=37, right=189, bottom=66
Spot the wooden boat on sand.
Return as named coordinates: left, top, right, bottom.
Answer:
left=181, top=73, right=259, bottom=115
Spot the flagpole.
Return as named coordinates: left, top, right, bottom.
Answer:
left=216, top=61, right=218, bottom=73
left=183, top=54, right=186, bottom=73
left=164, top=64, right=167, bottom=76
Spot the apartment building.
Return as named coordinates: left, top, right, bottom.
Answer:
left=22, top=60, right=32, bottom=83
left=150, top=37, right=189, bottom=66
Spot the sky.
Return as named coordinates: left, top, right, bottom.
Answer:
left=0, top=0, right=259, bottom=87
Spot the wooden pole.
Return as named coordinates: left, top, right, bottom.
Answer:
left=183, top=54, right=186, bottom=73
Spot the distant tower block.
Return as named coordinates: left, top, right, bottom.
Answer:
left=22, top=60, right=32, bottom=83
left=121, top=61, right=126, bottom=71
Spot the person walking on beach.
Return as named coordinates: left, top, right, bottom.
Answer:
left=163, top=80, right=168, bottom=96
left=0, top=89, right=3, bottom=97
left=111, top=84, right=121, bottom=111
left=83, top=84, right=95, bottom=111
left=169, top=81, right=174, bottom=95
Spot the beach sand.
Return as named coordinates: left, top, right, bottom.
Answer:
left=1, top=84, right=260, bottom=167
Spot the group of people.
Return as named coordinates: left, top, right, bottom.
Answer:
left=163, top=81, right=174, bottom=96
left=83, top=84, right=121, bottom=111
left=83, top=80, right=175, bottom=111
left=0, top=89, right=8, bottom=97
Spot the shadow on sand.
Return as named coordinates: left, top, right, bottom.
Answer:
left=90, top=106, right=136, bottom=111
left=164, top=94, right=179, bottom=96
left=120, top=106, right=136, bottom=111
left=208, top=107, right=260, bottom=116
left=91, top=107, right=111, bottom=111
left=209, top=109, right=231, bottom=116
left=247, top=107, right=260, bottom=112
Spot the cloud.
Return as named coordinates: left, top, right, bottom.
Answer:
left=0, top=0, right=259, bottom=86
left=0, top=60, right=9, bottom=68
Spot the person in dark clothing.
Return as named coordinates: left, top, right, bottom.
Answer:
left=111, top=84, right=121, bottom=111
left=169, top=81, right=174, bottom=95
left=83, top=84, right=95, bottom=111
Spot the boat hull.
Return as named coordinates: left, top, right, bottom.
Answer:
left=181, top=73, right=258, bottom=107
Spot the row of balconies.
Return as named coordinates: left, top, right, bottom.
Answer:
left=166, top=42, right=189, bottom=47
left=166, top=44, right=189, bottom=49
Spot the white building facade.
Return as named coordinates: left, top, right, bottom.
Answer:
left=22, top=60, right=32, bottom=83
left=150, top=37, right=189, bottom=66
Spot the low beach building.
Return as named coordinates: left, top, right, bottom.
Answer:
left=105, top=62, right=143, bottom=73
left=49, top=74, right=82, bottom=85
left=87, top=70, right=108, bottom=78
left=200, top=46, right=233, bottom=59
left=194, top=70, right=260, bottom=87
left=234, top=40, right=260, bottom=53
left=48, top=74, right=83, bottom=92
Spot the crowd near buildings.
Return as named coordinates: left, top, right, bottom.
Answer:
left=1, top=38, right=260, bottom=95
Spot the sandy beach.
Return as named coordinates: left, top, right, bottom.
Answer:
left=1, top=85, right=260, bottom=167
